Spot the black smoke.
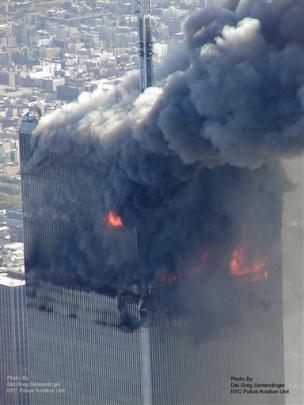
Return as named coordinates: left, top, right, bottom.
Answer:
left=22, top=0, right=303, bottom=321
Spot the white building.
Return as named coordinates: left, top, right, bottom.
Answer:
left=0, top=272, right=28, bottom=405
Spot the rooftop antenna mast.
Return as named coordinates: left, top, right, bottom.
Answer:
left=135, top=0, right=154, bottom=92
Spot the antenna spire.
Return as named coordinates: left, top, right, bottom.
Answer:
left=135, top=0, right=154, bottom=92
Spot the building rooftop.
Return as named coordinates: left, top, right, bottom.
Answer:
left=3, top=241, right=24, bottom=250
left=20, top=111, right=39, bottom=135
left=0, top=271, right=25, bottom=287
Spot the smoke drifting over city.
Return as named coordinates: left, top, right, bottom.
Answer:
left=24, top=0, right=303, bottom=318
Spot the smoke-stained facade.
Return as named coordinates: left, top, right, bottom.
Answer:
left=20, top=113, right=286, bottom=299
left=20, top=111, right=286, bottom=405
left=23, top=279, right=284, bottom=405
left=19, top=0, right=304, bottom=403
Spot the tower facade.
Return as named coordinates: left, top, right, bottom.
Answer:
left=19, top=115, right=285, bottom=405
left=0, top=272, right=28, bottom=405
left=23, top=278, right=285, bottom=405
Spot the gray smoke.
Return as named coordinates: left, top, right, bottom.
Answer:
left=23, top=0, right=303, bottom=331
left=31, top=0, right=304, bottom=170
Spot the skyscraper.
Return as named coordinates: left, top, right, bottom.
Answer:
left=135, top=0, right=154, bottom=92
left=19, top=113, right=285, bottom=405
left=0, top=271, right=28, bottom=405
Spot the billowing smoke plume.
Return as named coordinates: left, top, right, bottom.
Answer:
left=31, top=0, right=304, bottom=168
left=23, top=0, right=303, bottom=326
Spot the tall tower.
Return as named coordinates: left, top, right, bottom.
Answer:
left=19, top=112, right=285, bottom=404
left=0, top=272, right=28, bottom=405
left=135, top=0, right=154, bottom=92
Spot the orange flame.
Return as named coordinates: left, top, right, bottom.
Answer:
left=105, top=211, right=123, bottom=228
left=230, top=246, right=268, bottom=281
left=155, top=271, right=179, bottom=287
left=155, top=249, right=210, bottom=288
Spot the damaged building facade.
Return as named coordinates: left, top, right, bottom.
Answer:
left=19, top=109, right=285, bottom=405
left=17, top=0, right=304, bottom=402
